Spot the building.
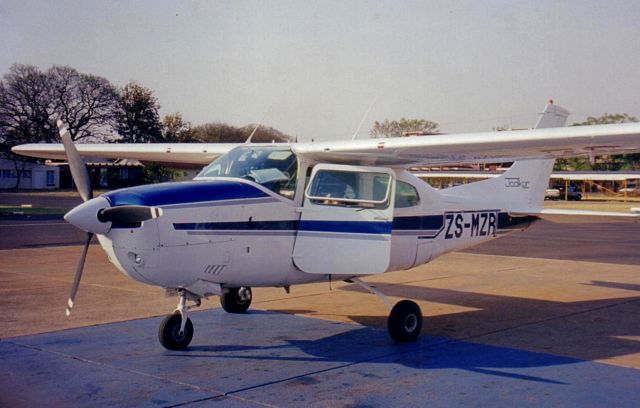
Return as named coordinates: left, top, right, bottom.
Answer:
left=0, top=158, right=59, bottom=189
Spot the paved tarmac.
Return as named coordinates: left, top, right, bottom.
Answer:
left=2, top=310, right=639, bottom=407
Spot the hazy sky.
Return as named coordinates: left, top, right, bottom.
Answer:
left=2, top=0, right=639, bottom=141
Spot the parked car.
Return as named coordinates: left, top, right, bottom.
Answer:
left=618, top=182, right=639, bottom=197
left=544, top=188, right=560, bottom=200
left=545, top=185, right=582, bottom=200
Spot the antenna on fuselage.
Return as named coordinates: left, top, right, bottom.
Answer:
left=351, top=98, right=377, bottom=141
left=245, top=124, right=260, bottom=143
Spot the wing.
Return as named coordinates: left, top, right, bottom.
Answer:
left=12, top=143, right=242, bottom=166
left=292, top=123, right=640, bottom=167
left=12, top=122, right=640, bottom=167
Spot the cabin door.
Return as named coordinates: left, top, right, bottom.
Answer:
left=293, top=164, right=395, bottom=275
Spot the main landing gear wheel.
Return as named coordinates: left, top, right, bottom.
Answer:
left=158, top=313, right=193, bottom=350
left=220, top=287, right=252, bottom=313
left=388, top=300, right=423, bottom=342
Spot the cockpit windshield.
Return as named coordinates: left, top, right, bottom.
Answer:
left=195, top=146, right=298, bottom=199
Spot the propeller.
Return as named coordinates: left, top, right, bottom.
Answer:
left=66, top=232, right=93, bottom=316
left=98, top=205, right=162, bottom=225
left=58, top=120, right=93, bottom=316
left=58, top=120, right=92, bottom=202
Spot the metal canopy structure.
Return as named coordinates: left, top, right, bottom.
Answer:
left=412, top=170, right=640, bottom=201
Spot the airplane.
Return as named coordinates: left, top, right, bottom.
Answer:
left=12, top=101, right=640, bottom=350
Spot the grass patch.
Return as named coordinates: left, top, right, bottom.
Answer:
left=0, top=206, right=68, bottom=216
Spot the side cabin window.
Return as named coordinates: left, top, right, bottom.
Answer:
left=306, top=169, right=391, bottom=209
left=196, top=147, right=297, bottom=199
left=395, top=181, right=420, bottom=208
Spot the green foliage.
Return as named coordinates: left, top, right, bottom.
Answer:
left=115, top=82, right=163, bottom=143
left=555, top=113, right=640, bottom=171
left=571, top=113, right=638, bottom=126
left=141, top=163, right=183, bottom=184
left=162, top=112, right=197, bottom=142
left=370, top=118, right=438, bottom=138
left=192, top=122, right=291, bottom=143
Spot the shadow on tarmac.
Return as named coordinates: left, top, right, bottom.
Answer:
left=164, top=310, right=573, bottom=385
left=341, top=283, right=640, bottom=364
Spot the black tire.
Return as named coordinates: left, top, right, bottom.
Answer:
left=220, top=287, right=252, bottom=313
left=388, top=300, right=422, bottom=342
left=158, top=313, right=193, bottom=350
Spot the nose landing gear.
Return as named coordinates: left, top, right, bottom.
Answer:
left=159, top=290, right=201, bottom=350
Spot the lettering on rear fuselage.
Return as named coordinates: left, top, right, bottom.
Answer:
left=444, top=210, right=498, bottom=239
left=504, top=177, right=530, bottom=189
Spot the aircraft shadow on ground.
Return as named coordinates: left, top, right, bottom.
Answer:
left=170, top=279, right=639, bottom=384
left=176, top=315, right=573, bottom=385
left=156, top=311, right=592, bottom=386
left=340, top=282, right=640, bottom=364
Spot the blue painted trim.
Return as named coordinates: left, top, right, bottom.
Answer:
left=392, top=215, right=444, bottom=230
left=103, top=180, right=269, bottom=207
left=170, top=212, right=527, bottom=235
left=174, top=220, right=298, bottom=231
left=299, top=220, right=392, bottom=234
left=173, top=220, right=392, bottom=234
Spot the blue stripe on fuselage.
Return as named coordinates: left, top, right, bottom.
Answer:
left=172, top=220, right=391, bottom=234
left=174, top=220, right=298, bottom=231
left=299, top=220, right=392, bottom=234
left=171, top=213, right=528, bottom=235
left=392, top=215, right=444, bottom=230
left=103, top=180, right=269, bottom=207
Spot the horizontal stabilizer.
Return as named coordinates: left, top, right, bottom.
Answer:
left=511, top=208, right=640, bottom=223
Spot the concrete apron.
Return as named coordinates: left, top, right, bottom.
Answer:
left=1, top=245, right=638, bottom=369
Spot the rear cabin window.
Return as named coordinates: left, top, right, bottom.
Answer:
left=306, top=169, right=391, bottom=208
left=395, top=181, right=420, bottom=208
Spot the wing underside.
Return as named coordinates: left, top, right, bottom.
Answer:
left=11, top=123, right=640, bottom=167
left=511, top=208, right=640, bottom=223
left=11, top=143, right=241, bottom=166
left=293, top=123, right=640, bottom=167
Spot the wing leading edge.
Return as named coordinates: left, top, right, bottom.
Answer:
left=11, top=143, right=242, bottom=166
left=293, top=122, right=640, bottom=167
left=11, top=123, right=640, bottom=167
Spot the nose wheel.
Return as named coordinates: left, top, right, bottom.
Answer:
left=158, top=290, right=200, bottom=350
left=159, top=313, right=193, bottom=350
left=220, top=286, right=252, bottom=313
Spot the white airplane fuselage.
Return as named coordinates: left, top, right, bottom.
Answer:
left=90, top=164, right=536, bottom=294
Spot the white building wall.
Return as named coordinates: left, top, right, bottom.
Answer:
left=0, top=159, right=59, bottom=189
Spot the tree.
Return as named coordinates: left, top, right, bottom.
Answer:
left=0, top=64, right=58, bottom=144
left=370, top=118, right=438, bottom=138
left=162, top=113, right=197, bottom=143
left=0, top=64, right=119, bottom=144
left=141, top=162, right=183, bottom=184
left=1, top=64, right=119, bottom=188
left=572, top=113, right=638, bottom=126
left=241, top=123, right=291, bottom=143
left=192, top=122, right=291, bottom=143
left=555, top=113, right=640, bottom=171
left=115, top=82, right=163, bottom=143
left=48, top=65, right=119, bottom=141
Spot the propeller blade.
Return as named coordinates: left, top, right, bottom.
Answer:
left=97, top=205, right=162, bottom=225
left=66, top=232, right=93, bottom=317
left=58, top=120, right=93, bottom=202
